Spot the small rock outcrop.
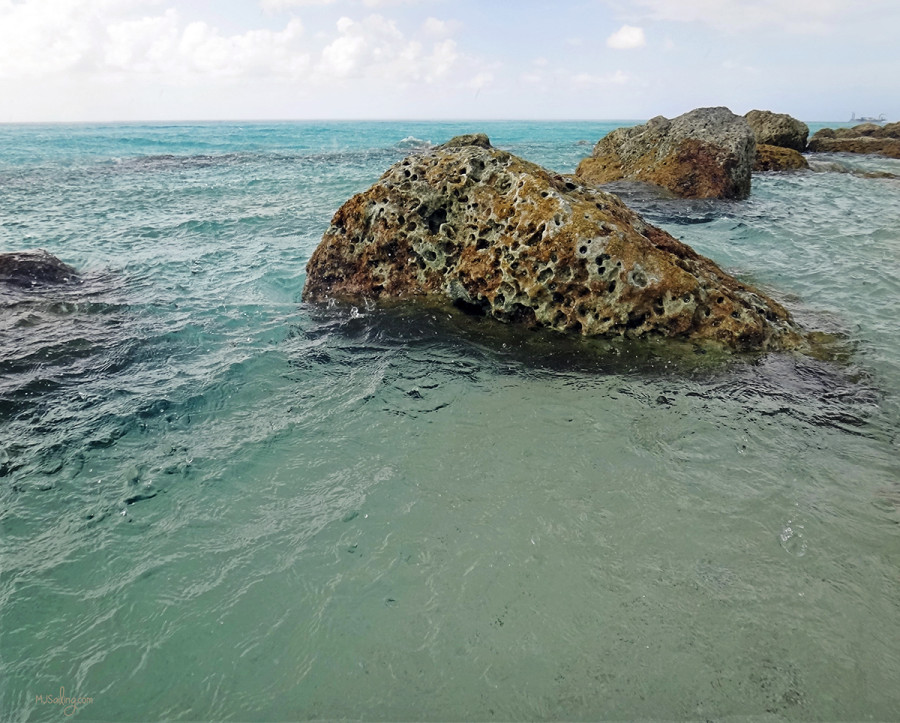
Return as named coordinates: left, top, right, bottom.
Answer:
left=574, top=107, right=756, bottom=200
left=745, top=110, right=809, bottom=152
left=754, top=144, right=809, bottom=171
left=0, top=250, right=78, bottom=287
left=808, top=123, right=900, bottom=157
left=304, top=134, right=804, bottom=351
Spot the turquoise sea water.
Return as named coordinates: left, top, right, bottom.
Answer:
left=1, top=120, right=899, bottom=721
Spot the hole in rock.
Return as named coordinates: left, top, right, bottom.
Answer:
left=453, top=297, right=490, bottom=317
left=526, top=227, right=544, bottom=246
left=509, top=303, right=537, bottom=326
left=426, top=207, right=448, bottom=235
left=630, top=270, right=648, bottom=287
left=625, top=313, right=648, bottom=330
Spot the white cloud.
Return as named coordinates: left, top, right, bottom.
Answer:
left=316, top=14, right=458, bottom=84
left=468, top=72, right=493, bottom=91
left=422, top=17, right=458, bottom=37
left=0, top=0, right=462, bottom=89
left=0, top=1, right=311, bottom=80
left=362, top=0, right=427, bottom=7
left=260, top=0, right=335, bottom=12
left=606, top=25, right=646, bottom=49
left=571, top=70, right=630, bottom=87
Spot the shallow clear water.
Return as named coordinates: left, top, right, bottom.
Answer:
left=1, top=121, right=899, bottom=721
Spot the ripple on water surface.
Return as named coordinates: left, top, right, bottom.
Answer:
left=2, top=124, right=900, bottom=720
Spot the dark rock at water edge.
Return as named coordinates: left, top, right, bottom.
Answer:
left=744, top=110, right=809, bottom=152
left=574, top=107, right=756, bottom=200
left=304, top=134, right=806, bottom=352
left=0, top=250, right=79, bottom=287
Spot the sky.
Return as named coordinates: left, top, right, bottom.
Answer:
left=0, top=0, right=897, bottom=122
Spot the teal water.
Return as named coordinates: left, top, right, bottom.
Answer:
left=1, top=121, right=899, bottom=721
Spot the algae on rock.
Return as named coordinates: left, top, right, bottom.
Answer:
left=304, top=134, right=805, bottom=352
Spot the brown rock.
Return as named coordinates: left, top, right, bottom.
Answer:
left=808, top=128, right=900, bottom=158
left=575, top=107, right=755, bottom=200
left=753, top=144, right=809, bottom=171
left=877, top=122, right=900, bottom=139
left=745, top=110, right=809, bottom=152
left=304, top=135, right=804, bottom=351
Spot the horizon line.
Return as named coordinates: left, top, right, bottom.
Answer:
left=0, top=117, right=860, bottom=126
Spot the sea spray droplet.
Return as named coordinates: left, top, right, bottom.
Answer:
left=779, top=520, right=807, bottom=557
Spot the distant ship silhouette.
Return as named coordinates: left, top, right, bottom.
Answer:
left=850, top=112, right=886, bottom=123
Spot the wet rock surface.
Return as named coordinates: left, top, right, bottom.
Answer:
left=574, top=107, right=756, bottom=200
left=0, top=250, right=79, bottom=287
left=745, top=110, right=809, bottom=152
left=304, top=134, right=804, bottom=351
left=754, top=144, right=809, bottom=172
left=808, top=123, right=900, bottom=158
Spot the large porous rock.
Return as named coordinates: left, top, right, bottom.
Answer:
left=745, top=110, right=809, bottom=152
left=574, top=107, right=756, bottom=200
left=754, top=144, right=809, bottom=171
left=0, top=250, right=78, bottom=287
left=808, top=124, right=900, bottom=157
left=304, top=134, right=804, bottom=351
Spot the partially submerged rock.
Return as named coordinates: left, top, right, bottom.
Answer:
left=808, top=123, right=900, bottom=158
left=754, top=144, right=809, bottom=172
left=304, top=134, right=804, bottom=351
left=745, top=110, right=809, bottom=152
left=574, top=107, right=756, bottom=200
left=0, top=250, right=78, bottom=287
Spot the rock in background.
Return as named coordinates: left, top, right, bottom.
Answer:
left=574, top=107, right=756, bottom=200
left=744, top=110, right=809, bottom=152
left=304, top=134, right=804, bottom=351
left=808, top=123, right=900, bottom=158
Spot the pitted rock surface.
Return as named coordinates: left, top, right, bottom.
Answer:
left=303, top=134, right=804, bottom=351
left=574, top=107, right=756, bottom=199
left=745, top=110, right=809, bottom=152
